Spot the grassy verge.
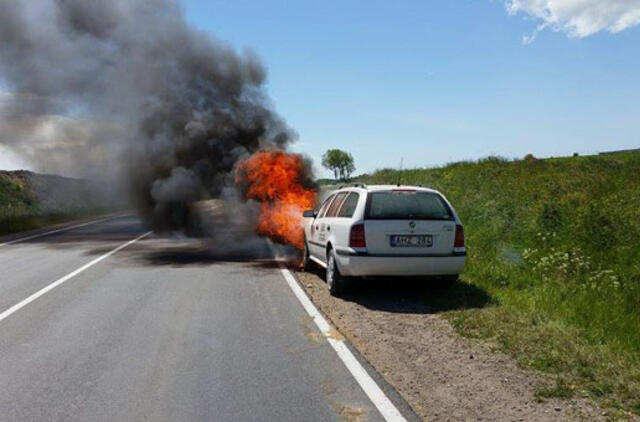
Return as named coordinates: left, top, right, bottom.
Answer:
left=0, top=171, right=112, bottom=236
left=358, top=152, right=640, bottom=417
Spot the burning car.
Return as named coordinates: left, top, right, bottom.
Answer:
left=235, top=150, right=317, bottom=249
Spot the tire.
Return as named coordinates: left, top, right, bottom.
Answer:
left=300, top=239, right=311, bottom=271
left=326, top=249, right=348, bottom=296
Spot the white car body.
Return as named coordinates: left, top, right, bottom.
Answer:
left=302, top=184, right=466, bottom=278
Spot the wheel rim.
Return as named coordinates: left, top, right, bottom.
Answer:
left=327, top=254, right=335, bottom=286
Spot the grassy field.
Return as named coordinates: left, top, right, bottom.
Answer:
left=358, top=152, right=640, bottom=417
left=0, top=171, right=111, bottom=236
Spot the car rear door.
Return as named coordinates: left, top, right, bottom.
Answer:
left=363, top=189, right=456, bottom=256
left=320, top=191, right=349, bottom=249
left=332, top=191, right=361, bottom=248
left=317, top=192, right=348, bottom=261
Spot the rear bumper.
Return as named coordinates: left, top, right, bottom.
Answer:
left=334, top=249, right=466, bottom=277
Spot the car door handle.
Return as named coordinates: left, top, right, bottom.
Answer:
left=327, top=226, right=331, bottom=231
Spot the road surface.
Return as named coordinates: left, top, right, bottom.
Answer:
left=0, top=216, right=408, bottom=421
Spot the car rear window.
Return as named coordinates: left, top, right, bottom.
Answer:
left=325, top=192, right=347, bottom=217
left=338, top=192, right=359, bottom=217
left=365, top=191, right=453, bottom=220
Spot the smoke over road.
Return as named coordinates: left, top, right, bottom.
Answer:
left=0, top=0, right=305, bottom=234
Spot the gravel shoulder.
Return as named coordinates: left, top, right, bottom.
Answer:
left=296, top=267, right=608, bottom=422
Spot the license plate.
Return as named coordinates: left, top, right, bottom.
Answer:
left=390, top=235, right=433, bottom=247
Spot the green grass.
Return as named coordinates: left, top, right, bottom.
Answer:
left=0, top=172, right=108, bottom=236
left=358, top=153, right=640, bottom=416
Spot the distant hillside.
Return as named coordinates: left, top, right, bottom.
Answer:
left=358, top=152, right=640, bottom=415
left=0, top=170, right=121, bottom=235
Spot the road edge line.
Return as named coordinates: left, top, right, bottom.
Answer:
left=0, top=215, right=128, bottom=247
left=0, top=231, right=151, bottom=323
left=279, top=267, right=408, bottom=422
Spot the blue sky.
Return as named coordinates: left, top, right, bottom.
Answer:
left=181, top=0, right=640, bottom=177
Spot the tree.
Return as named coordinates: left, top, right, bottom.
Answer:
left=322, top=149, right=355, bottom=181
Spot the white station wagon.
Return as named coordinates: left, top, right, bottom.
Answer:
left=301, top=184, right=466, bottom=295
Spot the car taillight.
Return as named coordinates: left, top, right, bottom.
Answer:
left=454, top=224, right=465, bottom=253
left=349, top=224, right=366, bottom=248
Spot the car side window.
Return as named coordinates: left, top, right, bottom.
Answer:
left=325, top=192, right=348, bottom=217
left=337, top=192, right=360, bottom=217
left=317, top=195, right=335, bottom=218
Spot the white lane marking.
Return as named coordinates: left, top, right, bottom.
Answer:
left=279, top=267, right=408, bottom=422
left=0, top=231, right=151, bottom=323
left=0, top=215, right=125, bottom=247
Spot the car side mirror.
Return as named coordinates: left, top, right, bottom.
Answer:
left=302, top=210, right=317, bottom=218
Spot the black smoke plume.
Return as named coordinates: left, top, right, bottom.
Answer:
left=0, top=0, right=294, bottom=230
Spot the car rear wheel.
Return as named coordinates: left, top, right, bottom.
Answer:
left=326, top=250, right=348, bottom=296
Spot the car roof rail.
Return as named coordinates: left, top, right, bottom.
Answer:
left=337, top=183, right=367, bottom=189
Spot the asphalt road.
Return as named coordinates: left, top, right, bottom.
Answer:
left=0, top=216, right=393, bottom=422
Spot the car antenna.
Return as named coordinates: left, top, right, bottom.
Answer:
left=397, top=157, right=403, bottom=187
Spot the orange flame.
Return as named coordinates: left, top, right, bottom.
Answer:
left=235, top=151, right=316, bottom=249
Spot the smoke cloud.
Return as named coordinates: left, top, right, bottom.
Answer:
left=0, top=0, right=295, bottom=230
